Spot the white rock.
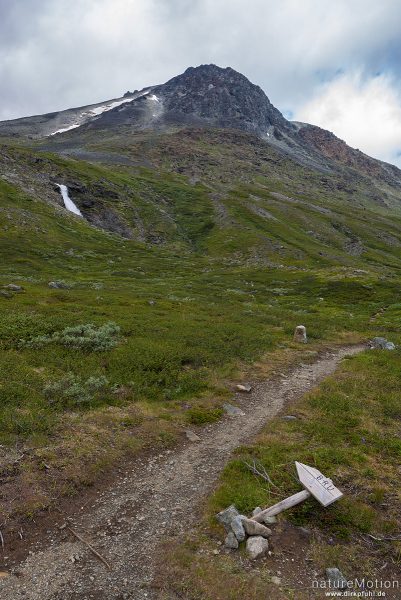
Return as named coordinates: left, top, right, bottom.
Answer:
left=293, top=325, right=307, bottom=343
left=252, top=507, right=262, bottom=517
left=271, top=576, right=281, bottom=585
left=246, top=536, right=269, bottom=559
left=236, top=384, right=252, bottom=393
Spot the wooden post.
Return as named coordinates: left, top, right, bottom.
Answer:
left=251, top=462, right=343, bottom=522
left=251, top=490, right=311, bottom=522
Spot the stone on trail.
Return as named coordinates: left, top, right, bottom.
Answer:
left=246, top=536, right=269, bottom=559
left=252, top=507, right=262, bottom=517
left=242, top=518, right=272, bottom=538
left=223, top=403, right=245, bottom=416
left=236, top=384, right=252, bottom=393
left=230, top=515, right=246, bottom=542
left=282, top=415, right=298, bottom=420
left=185, top=429, right=201, bottom=442
left=326, top=568, right=347, bottom=590
left=215, top=505, right=239, bottom=532
left=293, top=325, right=307, bottom=343
left=224, top=531, right=239, bottom=549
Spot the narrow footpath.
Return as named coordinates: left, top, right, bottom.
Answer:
left=0, top=345, right=364, bottom=600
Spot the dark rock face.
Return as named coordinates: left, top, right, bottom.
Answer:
left=152, top=65, right=289, bottom=136
left=84, top=64, right=293, bottom=140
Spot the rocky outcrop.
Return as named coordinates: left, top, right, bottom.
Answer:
left=151, top=64, right=290, bottom=138
left=298, top=123, right=401, bottom=186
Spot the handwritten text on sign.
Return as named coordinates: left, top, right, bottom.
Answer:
left=295, top=462, right=343, bottom=507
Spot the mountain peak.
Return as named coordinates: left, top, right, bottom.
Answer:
left=149, top=63, right=288, bottom=136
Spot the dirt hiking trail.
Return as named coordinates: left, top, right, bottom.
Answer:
left=0, top=345, right=364, bottom=600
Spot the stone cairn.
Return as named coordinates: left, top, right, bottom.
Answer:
left=369, top=337, right=396, bottom=351
left=216, top=505, right=276, bottom=560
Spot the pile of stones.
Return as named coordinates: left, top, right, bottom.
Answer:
left=369, top=337, right=396, bottom=350
left=216, top=504, right=276, bottom=560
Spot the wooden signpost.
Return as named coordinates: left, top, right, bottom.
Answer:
left=251, top=462, right=343, bottom=523
left=295, top=462, right=343, bottom=507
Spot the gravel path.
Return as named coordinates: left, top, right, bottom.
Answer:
left=0, top=345, right=364, bottom=600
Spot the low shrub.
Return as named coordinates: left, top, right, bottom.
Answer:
left=43, top=374, right=109, bottom=408
left=20, top=322, right=120, bottom=352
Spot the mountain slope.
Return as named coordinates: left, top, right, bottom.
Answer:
left=2, top=64, right=401, bottom=190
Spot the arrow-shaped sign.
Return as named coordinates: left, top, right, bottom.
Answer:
left=251, top=462, right=343, bottom=522
left=295, top=462, right=343, bottom=507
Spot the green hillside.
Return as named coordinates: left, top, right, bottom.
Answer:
left=0, top=129, right=400, bottom=523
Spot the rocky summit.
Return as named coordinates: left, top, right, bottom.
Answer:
left=0, top=64, right=290, bottom=140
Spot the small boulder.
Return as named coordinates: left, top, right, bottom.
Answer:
left=370, top=337, right=396, bottom=350
left=326, top=568, right=347, bottom=590
left=263, top=515, right=277, bottom=525
left=224, top=532, right=239, bottom=549
left=246, top=536, right=269, bottom=559
left=48, top=281, right=70, bottom=289
left=215, top=505, right=239, bottom=532
left=370, top=337, right=388, bottom=349
left=223, top=403, right=245, bottom=416
left=236, top=384, right=252, bottom=393
left=293, top=325, right=307, bottom=343
left=185, top=430, right=201, bottom=442
left=230, top=515, right=246, bottom=542
left=282, top=415, right=298, bottom=421
left=242, top=518, right=272, bottom=538
left=252, top=507, right=262, bottom=517
left=4, top=284, right=23, bottom=291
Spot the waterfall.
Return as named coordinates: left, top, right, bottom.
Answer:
left=56, top=184, right=83, bottom=217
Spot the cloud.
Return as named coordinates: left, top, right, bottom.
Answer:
left=1, top=0, right=401, bottom=165
left=294, top=72, right=401, bottom=167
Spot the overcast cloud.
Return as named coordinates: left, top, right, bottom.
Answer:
left=1, top=0, right=401, bottom=166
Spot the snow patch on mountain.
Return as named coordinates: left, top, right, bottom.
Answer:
left=50, top=89, right=152, bottom=136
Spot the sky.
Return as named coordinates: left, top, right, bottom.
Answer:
left=1, top=0, right=401, bottom=166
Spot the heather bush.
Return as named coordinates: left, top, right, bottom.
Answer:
left=44, top=374, right=109, bottom=407
left=20, top=322, right=120, bottom=352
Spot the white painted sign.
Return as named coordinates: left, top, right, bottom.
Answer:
left=296, top=462, right=343, bottom=507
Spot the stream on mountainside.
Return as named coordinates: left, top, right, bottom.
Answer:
left=56, top=184, right=83, bottom=216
